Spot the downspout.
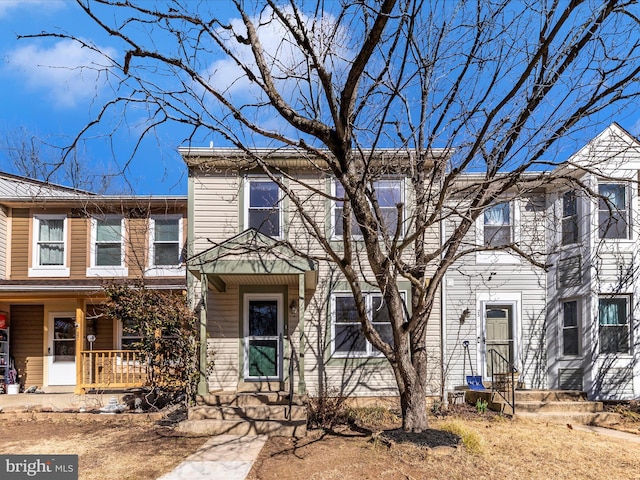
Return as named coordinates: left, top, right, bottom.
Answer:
left=440, top=214, right=448, bottom=407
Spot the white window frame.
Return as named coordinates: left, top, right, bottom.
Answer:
left=331, top=291, right=402, bottom=358
left=476, top=199, right=520, bottom=264
left=560, top=299, right=581, bottom=357
left=598, top=295, right=632, bottom=355
left=561, top=190, right=580, bottom=246
left=598, top=182, right=630, bottom=240
left=29, top=214, right=70, bottom=277
left=244, top=177, right=283, bottom=238
left=147, top=215, right=184, bottom=277
left=331, top=178, right=405, bottom=239
left=87, top=216, right=128, bottom=277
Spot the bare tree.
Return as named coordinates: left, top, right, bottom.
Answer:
left=25, top=0, right=640, bottom=431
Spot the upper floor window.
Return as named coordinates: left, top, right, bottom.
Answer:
left=598, top=296, right=630, bottom=354
left=88, top=216, right=127, bottom=276
left=29, top=215, right=69, bottom=277
left=562, top=191, right=579, bottom=245
left=333, top=179, right=403, bottom=238
left=562, top=300, right=579, bottom=356
left=483, top=202, right=511, bottom=247
left=246, top=179, right=281, bottom=237
left=332, top=292, right=397, bottom=357
left=598, top=183, right=629, bottom=239
left=150, top=217, right=181, bottom=267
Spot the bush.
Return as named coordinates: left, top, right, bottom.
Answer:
left=307, top=388, right=349, bottom=429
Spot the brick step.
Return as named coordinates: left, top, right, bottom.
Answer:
left=176, top=418, right=307, bottom=437
left=188, top=404, right=307, bottom=421
left=197, top=392, right=306, bottom=407
left=514, top=390, right=588, bottom=402
left=516, top=401, right=603, bottom=413
left=515, top=411, right=622, bottom=426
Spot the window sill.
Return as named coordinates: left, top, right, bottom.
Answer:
left=145, top=266, right=185, bottom=277
left=476, top=252, right=520, bottom=265
left=86, top=267, right=129, bottom=277
left=28, top=267, right=70, bottom=278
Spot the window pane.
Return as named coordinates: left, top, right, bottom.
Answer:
left=563, top=301, right=578, bottom=327
left=372, top=296, right=390, bottom=323
left=96, top=219, right=121, bottom=241
left=562, top=218, right=578, bottom=245
left=249, top=181, right=279, bottom=208
left=155, top=219, right=179, bottom=241
left=484, top=203, right=510, bottom=226
left=336, top=297, right=358, bottom=323
left=96, top=243, right=121, bottom=266
left=562, top=301, right=579, bottom=356
left=376, top=180, right=402, bottom=207
left=599, top=184, right=626, bottom=210
left=485, top=226, right=511, bottom=247
left=248, top=210, right=280, bottom=236
left=563, top=191, right=576, bottom=217
left=248, top=300, right=278, bottom=336
left=40, top=244, right=64, bottom=266
left=39, top=219, right=64, bottom=241
left=599, top=211, right=628, bottom=239
left=335, top=325, right=367, bottom=353
left=154, top=243, right=179, bottom=266
left=373, top=323, right=393, bottom=350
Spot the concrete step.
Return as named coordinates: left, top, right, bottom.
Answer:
left=516, top=401, right=603, bottom=413
left=188, top=404, right=307, bottom=421
left=197, top=392, right=305, bottom=407
left=514, top=390, right=588, bottom=402
left=176, top=418, right=307, bottom=437
left=515, top=411, right=622, bottom=426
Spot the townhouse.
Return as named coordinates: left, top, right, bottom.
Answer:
left=0, top=172, right=187, bottom=393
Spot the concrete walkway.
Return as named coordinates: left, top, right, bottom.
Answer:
left=157, top=435, right=267, bottom=480
left=572, top=424, right=640, bottom=443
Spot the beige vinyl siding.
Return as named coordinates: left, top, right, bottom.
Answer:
left=69, top=216, right=88, bottom=278
left=192, top=174, right=240, bottom=251
left=10, top=208, right=29, bottom=279
left=205, top=285, right=241, bottom=392
left=10, top=304, right=44, bottom=387
left=0, top=206, right=6, bottom=279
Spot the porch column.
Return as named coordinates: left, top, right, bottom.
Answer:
left=298, top=273, right=306, bottom=395
left=74, top=300, right=85, bottom=395
left=197, top=273, right=209, bottom=395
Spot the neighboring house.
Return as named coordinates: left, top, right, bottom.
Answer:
left=0, top=172, right=187, bottom=393
left=443, top=123, right=640, bottom=401
left=181, top=149, right=443, bottom=399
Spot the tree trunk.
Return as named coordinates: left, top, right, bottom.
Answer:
left=400, top=380, right=429, bottom=432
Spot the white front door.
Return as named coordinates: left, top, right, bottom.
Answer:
left=48, top=313, right=76, bottom=386
left=243, top=294, right=283, bottom=381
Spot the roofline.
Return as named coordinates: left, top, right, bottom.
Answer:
left=0, top=170, right=97, bottom=196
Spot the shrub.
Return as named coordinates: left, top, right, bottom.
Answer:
left=307, top=388, right=349, bottom=429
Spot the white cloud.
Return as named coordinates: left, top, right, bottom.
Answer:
left=6, top=39, right=117, bottom=108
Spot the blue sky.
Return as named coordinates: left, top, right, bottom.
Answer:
left=2, top=1, right=640, bottom=195
left=0, top=0, right=190, bottom=195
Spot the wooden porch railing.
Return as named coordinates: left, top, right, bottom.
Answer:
left=79, top=350, right=148, bottom=391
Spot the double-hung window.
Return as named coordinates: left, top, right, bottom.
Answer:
left=332, top=292, right=396, bottom=357
left=483, top=202, right=511, bottom=247
left=148, top=216, right=183, bottom=275
left=88, top=216, right=127, bottom=276
left=598, top=183, right=629, bottom=239
left=246, top=179, right=281, bottom=237
left=562, top=300, right=579, bottom=356
left=598, top=296, right=630, bottom=354
left=30, top=215, right=69, bottom=277
left=562, top=191, right=579, bottom=245
left=333, top=178, right=403, bottom=238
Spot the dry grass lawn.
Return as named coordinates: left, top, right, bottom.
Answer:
left=248, top=414, right=640, bottom=480
left=0, top=414, right=207, bottom=480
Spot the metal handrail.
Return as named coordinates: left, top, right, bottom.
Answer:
left=488, top=348, right=517, bottom=415
left=285, top=336, right=295, bottom=420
